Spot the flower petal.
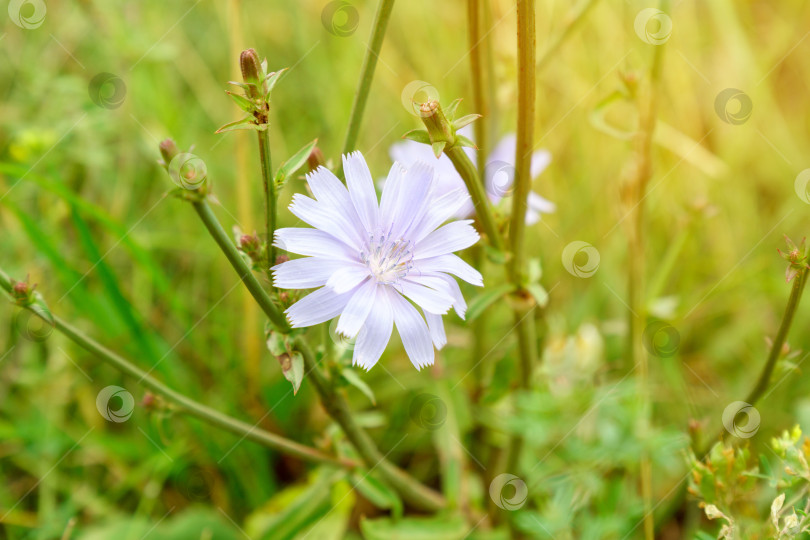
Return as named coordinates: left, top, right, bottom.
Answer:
left=274, top=228, right=357, bottom=260
left=386, top=161, right=434, bottom=239
left=289, top=193, right=364, bottom=250
left=413, top=272, right=468, bottom=318
left=530, top=149, right=552, bottom=179
left=396, top=280, right=454, bottom=315
left=326, top=265, right=371, bottom=294
left=271, top=257, right=347, bottom=289
left=413, top=254, right=483, bottom=286
left=352, top=289, right=393, bottom=370
left=424, top=311, right=447, bottom=349
left=406, top=188, right=472, bottom=243
left=414, top=220, right=480, bottom=259
left=285, top=286, right=357, bottom=328
left=343, top=152, right=379, bottom=232
left=388, top=289, right=434, bottom=369
left=336, top=279, right=377, bottom=338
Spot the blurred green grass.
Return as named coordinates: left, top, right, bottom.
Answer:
left=2, top=0, right=810, bottom=538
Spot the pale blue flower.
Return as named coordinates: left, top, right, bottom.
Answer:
left=389, top=129, right=555, bottom=225
left=272, top=152, right=483, bottom=370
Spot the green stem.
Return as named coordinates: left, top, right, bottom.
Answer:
left=341, top=0, right=396, bottom=157
left=191, top=199, right=290, bottom=332
left=257, top=131, right=276, bottom=268
left=445, top=146, right=505, bottom=251
left=189, top=198, right=445, bottom=511
left=502, top=0, right=539, bottom=481
left=0, top=269, right=353, bottom=469
left=295, top=340, right=446, bottom=512
left=468, top=0, right=488, bottom=176
left=743, top=269, right=808, bottom=407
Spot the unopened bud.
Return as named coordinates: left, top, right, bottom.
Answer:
left=159, top=139, right=180, bottom=168
left=240, top=48, right=264, bottom=99
left=10, top=276, right=35, bottom=303
left=240, top=233, right=261, bottom=257
left=275, top=255, right=290, bottom=266
left=307, top=147, right=325, bottom=172
left=419, top=100, right=455, bottom=145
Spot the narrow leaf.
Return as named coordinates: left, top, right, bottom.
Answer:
left=226, top=91, right=257, bottom=113
left=455, top=135, right=477, bottom=149
left=341, top=368, right=376, bottom=405
left=216, top=117, right=262, bottom=134
left=350, top=473, right=402, bottom=518
left=360, top=515, right=468, bottom=540
left=444, top=98, right=463, bottom=119
left=466, top=283, right=516, bottom=321
left=402, top=129, right=431, bottom=144
left=265, top=67, right=289, bottom=99
left=431, top=141, right=447, bottom=158
left=275, top=138, right=318, bottom=187
left=452, top=114, right=481, bottom=130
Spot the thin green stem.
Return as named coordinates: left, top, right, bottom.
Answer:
left=295, top=340, right=446, bottom=512
left=445, top=146, right=505, bottom=251
left=191, top=199, right=290, bottom=333
left=502, top=0, right=539, bottom=481
left=468, top=0, right=488, bottom=176
left=189, top=198, right=445, bottom=511
left=0, top=268, right=353, bottom=469
left=257, top=131, right=276, bottom=269
left=744, top=269, right=808, bottom=408
left=341, top=0, right=395, bottom=158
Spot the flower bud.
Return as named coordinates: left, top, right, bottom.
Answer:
left=159, top=139, right=180, bottom=168
left=240, top=48, right=265, bottom=100
left=419, top=100, right=455, bottom=146
left=10, top=276, right=35, bottom=304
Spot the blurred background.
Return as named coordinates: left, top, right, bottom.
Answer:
left=2, top=0, right=810, bottom=538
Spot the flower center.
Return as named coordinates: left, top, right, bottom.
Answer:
left=361, top=233, right=414, bottom=285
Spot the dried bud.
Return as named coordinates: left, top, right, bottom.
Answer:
left=307, top=147, right=325, bottom=172
left=141, top=393, right=156, bottom=409
left=240, top=48, right=264, bottom=99
left=159, top=139, right=180, bottom=168
left=239, top=233, right=262, bottom=257
left=275, top=254, right=290, bottom=266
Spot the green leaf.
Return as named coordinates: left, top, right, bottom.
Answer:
left=350, top=473, right=402, bottom=518
left=484, top=244, right=509, bottom=264
left=215, top=117, right=264, bottom=134
left=28, top=291, right=54, bottom=326
left=452, top=114, right=481, bottom=130
left=526, top=283, right=549, bottom=308
left=280, top=351, right=305, bottom=395
left=402, top=129, right=431, bottom=144
left=275, top=138, right=318, bottom=187
left=432, top=141, right=447, bottom=158
left=445, top=98, right=463, bottom=119
left=264, top=67, right=289, bottom=99
left=341, top=368, right=376, bottom=405
left=466, top=283, right=516, bottom=321
left=360, top=515, right=468, bottom=540
left=455, top=134, right=477, bottom=149
left=226, top=91, right=257, bottom=113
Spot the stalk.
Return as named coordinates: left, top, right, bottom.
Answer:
left=257, top=131, right=276, bottom=268
left=445, top=145, right=505, bottom=251
left=341, top=0, right=396, bottom=157
left=191, top=199, right=289, bottom=333
left=467, top=0, right=488, bottom=176
left=502, top=0, right=539, bottom=479
left=0, top=269, right=353, bottom=468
